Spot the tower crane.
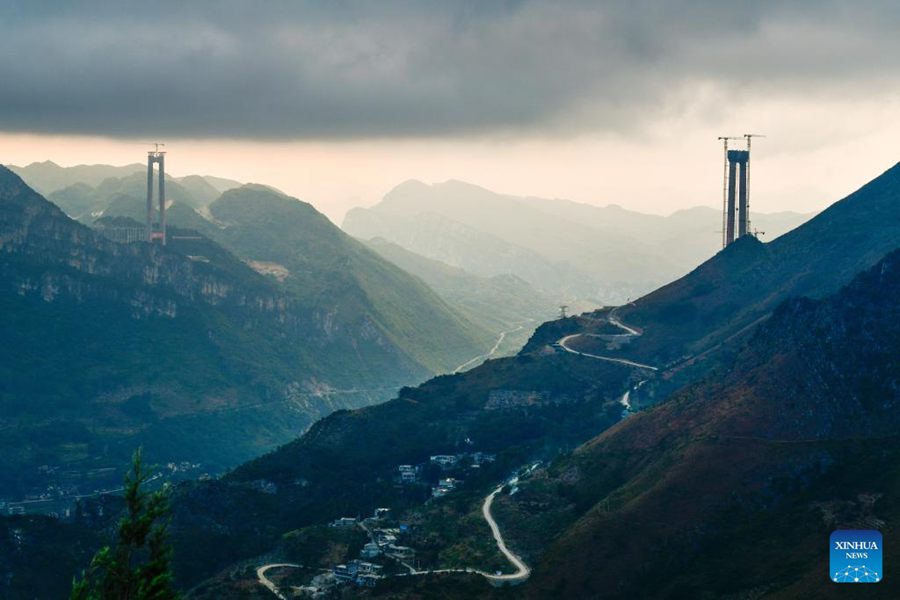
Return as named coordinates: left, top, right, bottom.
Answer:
left=742, top=134, right=765, bottom=236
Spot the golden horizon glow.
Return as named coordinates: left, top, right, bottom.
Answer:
left=3, top=91, right=898, bottom=225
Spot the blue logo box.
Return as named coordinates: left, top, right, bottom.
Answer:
left=830, top=530, right=882, bottom=583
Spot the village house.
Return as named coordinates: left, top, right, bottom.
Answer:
left=397, top=464, right=418, bottom=483
left=329, top=516, right=358, bottom=528
left=360, top=542, right=381, bottom=559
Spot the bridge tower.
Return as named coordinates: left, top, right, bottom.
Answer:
left=146, top=144, right=167, bottom=245
left=719, top=134, right=763, bottom=247
left=725, top=149, right=749, bottom=244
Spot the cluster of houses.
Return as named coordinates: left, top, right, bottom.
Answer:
left=332, top=560, right=383, bottom=588
left=429, top=454, right=459, bottom=468
left=369, top=527, right=416, bottom=563
left=329, top=507, right=392, bottom=530
left=360, top=541, right=381, bottom=559
left=396, top=452, right=496, bottom=487
left=431, top=452, right=496, bottom=469
left=302, top=452, right=501, bottom=594
left=323, top=507, right=417, bottom=589
left=471, top=452, right=496, bottom=466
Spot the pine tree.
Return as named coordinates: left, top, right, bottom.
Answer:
left=71, top=449, right=180, bottom=600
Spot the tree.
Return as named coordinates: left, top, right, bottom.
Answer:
left=71, top=448, right=180, bottom=600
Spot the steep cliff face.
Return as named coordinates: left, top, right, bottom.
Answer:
left=0, top=166, right=425, bottom=497
left=2, top=175, right=281, bottom=316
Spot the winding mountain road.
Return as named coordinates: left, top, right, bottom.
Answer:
left=556, top=308, right=658, bottom=372
left=257, top=477, right=531, bottom=598
left=395, top=481, right=531, bottom=585
left=557, top=334, right=658, bottom=371
left=480, top=484, right=530, bottom=583
left=609, top=310, right=641, bottom=336
left=256, top=563, right=300, bottom=600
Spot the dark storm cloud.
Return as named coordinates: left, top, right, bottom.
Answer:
left=0, top=1, right=898, bottom=139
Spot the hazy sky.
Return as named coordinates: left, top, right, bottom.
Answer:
left=2, top=1, right=899, bottom=223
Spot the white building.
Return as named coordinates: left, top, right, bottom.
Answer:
left=430, top=455, right=458, bottom=468
left=361, top=542, right=381, bottom=558
left=330, top=516, right=358, bottom=528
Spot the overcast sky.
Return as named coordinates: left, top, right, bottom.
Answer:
left=2, top=1, right=899, bottom=223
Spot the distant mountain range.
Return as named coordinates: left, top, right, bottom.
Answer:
left=343, top=179, right=812, bottom=304
left=9, top=161, right=242, bottom=223
left=87, top=181, right=498, bottom=374
left=10, top=160, right=242, bottom=198
left=10, top=161, right=148, bottom=194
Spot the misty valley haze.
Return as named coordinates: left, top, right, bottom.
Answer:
left=344, top=179, right=810, bottom=304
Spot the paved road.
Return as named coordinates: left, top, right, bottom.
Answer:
left=397, top=482, right=531, bottom=584
left=480, top=485, right=531, bottom=583
left=256, top=563, right=300, bottom=600
left=558, top=308, right=655, bottom=418
left=558, top=333, right=658, bottom=371
left=257, top=477, right=531, bottom=597
left=453, top=320, right=533, bottom=374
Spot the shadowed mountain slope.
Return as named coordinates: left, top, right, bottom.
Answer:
left=0, top=166, right=441, bottom=497
left=202, top=185, right=494, bottom=374
left=517, top=248, right=900, bottom=599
